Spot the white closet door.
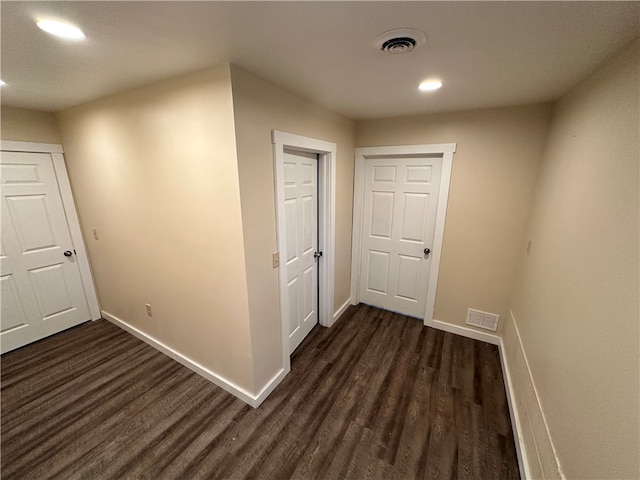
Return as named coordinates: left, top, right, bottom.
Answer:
left=1, top=151, right=90, bottom=353
left=359, top=156, right=442, bottom=318
left=283, top=150, right=318, bottom=353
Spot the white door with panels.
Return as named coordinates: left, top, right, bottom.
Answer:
left=358, top=155, right=443, bottom=318
left=283, top=149, right=319, bottom=353
left=1, top=150, right=93, bottom=353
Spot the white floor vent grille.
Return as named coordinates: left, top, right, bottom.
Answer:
left=466, top=308, right=499, bottom=331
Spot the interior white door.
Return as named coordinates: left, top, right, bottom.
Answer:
left=1, top=151, right=91, bottom=353
left=359, top=156, right=442, bottom=318
left=283, top=149, right=318, bottom=353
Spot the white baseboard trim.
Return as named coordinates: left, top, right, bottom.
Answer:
left=498, top=335, right=530, bottom=479
left=102, top=310, right=279, bottom=408
left=252, top=367, right=288, bottom=407
left=507, top=310, right=565, bottom=479
left=332, top=297, right=352, bottom=325
left=429, top=318, right=500, bottom=345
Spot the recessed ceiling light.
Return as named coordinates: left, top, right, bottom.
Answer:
left=37, top=19, right=85, bottom=40
left=419, top=80, right=443, bottom=91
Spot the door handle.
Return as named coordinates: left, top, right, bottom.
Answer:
left=63, top=250, right=73, bottom=257
left=424, top=248, right=431, bottom=256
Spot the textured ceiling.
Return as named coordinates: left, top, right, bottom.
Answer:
left=1, top=1, right=638, bottom=118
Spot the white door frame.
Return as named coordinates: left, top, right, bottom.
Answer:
left=272, top=131, right=336, bottom=368
left=1, top=140, right=101, bottom=321
left=350, top=143, right=456, bottom=326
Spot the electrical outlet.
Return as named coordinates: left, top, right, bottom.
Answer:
left=145, top=304, right=152, bottom=317
left=272, top=252, right=280, bottom=268
left=93, top=229, right=99, bottom=240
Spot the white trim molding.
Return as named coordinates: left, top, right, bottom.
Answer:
left=1, top=141, right=64, bottom=154
left=0, top=141, right=101, bottom=321
left=333, top=297, right=352, bottom=323
left=499, top=310, right=566, bottom=480
left=498, top=335, right=530, bottom=479
left=429, top=313, right=566, bottom=479
left=350, top=143, right=456, bottom=327
left=431, top=318, right=500, bottom=345
left=50, top=152, right=101, bottom=321
left=102, top=310, right=284, bottom=408
left=272, top=130, right=337, bottom=373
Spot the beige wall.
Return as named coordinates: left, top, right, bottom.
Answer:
left=509, top=40, right=639, bottom=479
left=356, top=104, right=552, bottom=331
left=230, top=65, right=356, bottom=391
left=1, top=106, right=62, bottom=144
left=57, top=66, right=256, bottom=391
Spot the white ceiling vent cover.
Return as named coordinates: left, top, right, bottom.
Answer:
left=374, top=28, right=427, bottom=54
left=466, top=308, right=500, bottom=332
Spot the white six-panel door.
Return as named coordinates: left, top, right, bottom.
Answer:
left=359, top=156, right=442, bottom=318
left=1, top=151, right=91, bottom=353
left=283, top=150, right=318, bottom=353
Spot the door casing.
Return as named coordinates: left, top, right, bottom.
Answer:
left=272, top=131, right=336, bottom=372
left=1, top=141, right=101, bottom=324
left=350, top=143, right=456, bottom=326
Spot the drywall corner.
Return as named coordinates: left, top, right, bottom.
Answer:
left=57, top=64, right=257, bottom=397
left=229, top=64, right=356, bottom=395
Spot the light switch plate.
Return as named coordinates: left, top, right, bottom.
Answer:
left=272, top=252, right=279, bottom=268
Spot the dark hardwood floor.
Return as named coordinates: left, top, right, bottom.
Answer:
left=1, top=304, right=520, bottom=479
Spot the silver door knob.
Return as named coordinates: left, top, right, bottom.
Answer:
left=63, top=250, right=73, bottom=257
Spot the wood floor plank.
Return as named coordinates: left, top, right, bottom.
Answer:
left=157, top=395, right=246, bottom=480
left=185, top=359, right=334, bottom=479
left=3, top=357, right=184, bottom=479
left=68, top=376, right=218, bottom=480
left=324, top=421, right=394, bottom=480
left=393, top=332, right=438, bottom=478
left=367, top=320, right=424, bottom=464
left=1, top=320, right=119, bottom=377
left=219, top=305, right=388, bottom=480
left=42, top=368, right=199, bottom=480
left=452, top=389, right=475, bottom=480
left=0, top=324, right=137, bottom=410
left=0, top=305, right=520, bottom=479
left=2, top=341, right=152, bottom=431
left=289, top=313, right=390, bottom=479
left=425, top=380, right=458, bottom=479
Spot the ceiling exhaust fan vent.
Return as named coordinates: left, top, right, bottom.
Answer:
left=375, top=28, right=427, bottom=55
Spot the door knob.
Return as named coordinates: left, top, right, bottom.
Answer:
left=63, top=250, right=73, bottom=257
left=424, top=248, right=431, bottom=256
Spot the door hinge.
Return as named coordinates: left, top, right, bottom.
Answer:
left=314, top=251, right=323, bottom=259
